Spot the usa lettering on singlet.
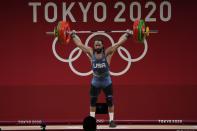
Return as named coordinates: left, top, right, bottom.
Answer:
left=91, top=52, right=112, bottom=88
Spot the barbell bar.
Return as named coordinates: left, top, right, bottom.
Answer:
left=46, top=20, right=158, bottom=44
left=46, top=30, right=158, bottom=35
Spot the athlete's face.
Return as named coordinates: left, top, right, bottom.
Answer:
left=94, top=40, right=103, bottom=53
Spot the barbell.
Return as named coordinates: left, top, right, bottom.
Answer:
left=46, top=19, right=158, bottom=44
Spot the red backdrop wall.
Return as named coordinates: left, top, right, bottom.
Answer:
left=0, top=0, right=197, bottom=121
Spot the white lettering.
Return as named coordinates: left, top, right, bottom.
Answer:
left=45, top=2, right=57, bottom=23
left=130, top=2, right=141, bottom=22
left=79, top=2, right=92, bottom=22
left=28, top=1, right=172, bottom=23
left=160, top=1, right=171, bottom=22
left=94, top=2, right=107, bottom=22
left=145, top=1, right=156, bottom=22
left=93, top=63, right=106, bottom=69
left=28, top=2, right=41, bottom=23
left=114, top=2, right=126, bottom=22
left=62, top=2, right=76, bottom=22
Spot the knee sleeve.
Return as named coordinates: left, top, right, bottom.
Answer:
left=106, top=96, right=113, bottom=107
left=90, top=97, right=97, bottom=107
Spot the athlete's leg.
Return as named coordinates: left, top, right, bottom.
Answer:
left=103, top=84, right=116, bottom=127
left=90, top=84, right=101, bottom=117
left=108, top=105, right=114, bottom=121
left=90, top=106, right=96, bottom=117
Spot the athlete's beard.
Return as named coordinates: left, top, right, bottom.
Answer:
left=95, top=48, right=103, bottom=54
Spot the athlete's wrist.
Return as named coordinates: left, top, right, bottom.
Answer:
left=71, top=30, right=77, bottom=38
left=125, top=29, right=132, bottom=38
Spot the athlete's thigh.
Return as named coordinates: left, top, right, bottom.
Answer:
left=90, top=84, right=102, bottom=97
left=102, top=84, right=113, bottom=97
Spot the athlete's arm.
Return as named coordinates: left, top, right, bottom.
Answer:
left=105, top=30, right=132, bottom=57
left=71, top=31, right=93, bottom=57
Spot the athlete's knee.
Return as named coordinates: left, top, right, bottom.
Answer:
left=90, top=96, right=98, bottom=107
left=106, top=96, right=113, bottom=107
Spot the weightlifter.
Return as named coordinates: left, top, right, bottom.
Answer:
left=71, top=30, right=132, bottom=127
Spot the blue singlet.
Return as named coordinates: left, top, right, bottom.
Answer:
left=91, top=52, right=112, bottom=88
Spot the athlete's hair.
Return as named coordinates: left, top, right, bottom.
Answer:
left=94, top=38, right=103, bottom=45
left=83, top=116, right=97, bottom=131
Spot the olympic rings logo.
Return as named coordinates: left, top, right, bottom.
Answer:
left=96, top=119, right=105, bottom=123
left=52, top=32, right=148, bottom=76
